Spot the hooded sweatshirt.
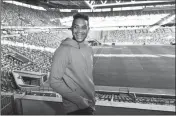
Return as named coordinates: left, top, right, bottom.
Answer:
left=49, top=38, right=95, bottom=114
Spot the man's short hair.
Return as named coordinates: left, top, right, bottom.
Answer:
left=72, top=13, right=89, bottom=24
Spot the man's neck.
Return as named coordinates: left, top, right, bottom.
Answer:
left=72, top=37, right=84, bottom=44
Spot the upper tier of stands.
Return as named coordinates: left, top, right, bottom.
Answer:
left=1, top=2, right=175, bottom=27
left=106, top=27, right=175, bottom=44
left=1, top=2, right=61, bottom=26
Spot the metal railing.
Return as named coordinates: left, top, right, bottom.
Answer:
left=1, top=93, right=15, bottom=115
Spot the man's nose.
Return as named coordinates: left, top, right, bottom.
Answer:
left=77, top=29, right=83, bottom=33
left=76, top=27, right=84, bottom=32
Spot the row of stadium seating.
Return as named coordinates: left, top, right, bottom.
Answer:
left=1, top=2, right=175, bottom=27
left=7, top=32, right=61, bottom=48
left=1, top=44, right=53, bottom=73
left=103, top=28, right=175, bottom=44
left=1, top=70, right=18, bottom=92
left=2, top=27, right=175, bottom=50
left=1, top=2, right=61, bottom=26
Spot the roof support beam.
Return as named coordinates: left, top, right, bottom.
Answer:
left=115, top=0, right=121, bottom=3
left=149, top=13, right=175, bottom=32
left=84, top=0, right=94, bottom=10
left=100, top=0, right=107, bottom=4
left=92, top=1, right=175, bottom=9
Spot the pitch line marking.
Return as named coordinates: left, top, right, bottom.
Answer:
left=94, top=54, right=175, bottom=58
left=93, top=47, right=104, bottom=67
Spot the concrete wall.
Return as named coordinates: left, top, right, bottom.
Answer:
left=14, top=97, right=175, bottom=115
left=15, top=98, right=65, bottom=115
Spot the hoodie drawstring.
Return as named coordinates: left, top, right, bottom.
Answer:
left=78, top=43, right=80, bottom=49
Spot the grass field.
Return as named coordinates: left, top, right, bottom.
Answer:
left=93, top=45, right=175, bottom=90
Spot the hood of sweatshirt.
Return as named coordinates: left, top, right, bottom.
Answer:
left=61, top=38, right=89, bottom=49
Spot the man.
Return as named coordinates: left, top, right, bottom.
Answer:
left=49, top=13, right=95, bottom=115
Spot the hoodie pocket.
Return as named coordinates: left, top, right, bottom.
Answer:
left=62, top=74, right=77, bottom=92
left=63, top=74, right=89, bottom=100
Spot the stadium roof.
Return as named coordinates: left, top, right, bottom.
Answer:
left=8, top=0, right=175, bottom=10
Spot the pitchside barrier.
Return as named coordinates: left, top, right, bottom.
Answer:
left=1, top=71, right=176, bottom=115
left=1, top=85, right=175, bottom=115
left=1, top=70, right=175, bottom=115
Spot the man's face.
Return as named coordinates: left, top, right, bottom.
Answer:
left=72, top=18, right=89, bottom=43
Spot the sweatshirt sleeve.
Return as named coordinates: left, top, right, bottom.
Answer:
left=49, top=46, right=90, bottom=109
left=90, top=46, right=94, bottom=56
left=90, top=46, right=94, bottom=67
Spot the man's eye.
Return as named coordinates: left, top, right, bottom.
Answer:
left=73, top=26, right=88, bottom=30
left=73, top=26, right=78, bottom=29
left=82, top=26, right=88, bottom=29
